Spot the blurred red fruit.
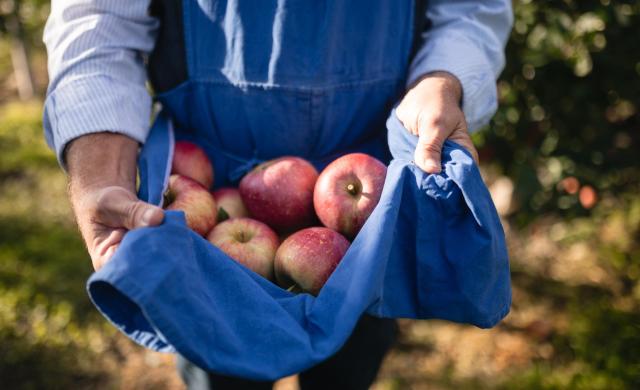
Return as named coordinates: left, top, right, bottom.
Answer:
left=579, top=185, right=598, bottom=209
left=560, top=176, right=580, bottom=195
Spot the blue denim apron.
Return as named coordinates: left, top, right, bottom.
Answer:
left=87, top=0, right=511, bottom=380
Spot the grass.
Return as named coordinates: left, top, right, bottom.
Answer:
left=0, top=101, right=181, bottom=389
left=0, top=101, right=112, bottom=388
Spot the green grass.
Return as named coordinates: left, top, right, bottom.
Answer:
left=0, top=101, right=117, bottom=388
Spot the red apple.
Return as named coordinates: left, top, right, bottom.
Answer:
left=207, top=218, right=279, bottom=280
left=165, top=174, right=217, bottom=236
left=239, top=156, right=318, bottom=232
left=172, top=141, right=214, bottom=189
left=314, top=153, right=387, bottom=239
left=274, top=227, right=350, bottom=296
left=212, top=187, right=250, bottom=221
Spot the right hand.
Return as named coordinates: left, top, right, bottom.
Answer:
left=66, top=133, right=164, bottom=270
left=396, top=71, right=479, bottom=174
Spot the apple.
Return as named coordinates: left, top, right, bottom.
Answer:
left=239, top=156, right=318, bottom=232
left=164, top=174, right=217, bottom=236
left=207, top=218, right=279, bottom=280
left=314, top=153, right=387, bottom=239
left=274, top=227, right=350, bottom=296
left=212, top=187, right=250, bottom=222
left=172, top=141, right=214, bottom=189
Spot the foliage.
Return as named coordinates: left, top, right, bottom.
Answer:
left=0, top=0, right=50, bottom=45
left=476, top=0, right=640, bottom=225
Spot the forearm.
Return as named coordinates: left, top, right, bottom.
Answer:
left=66, top=133, right=140, bottom=198
left=411, top=71, right=462, bottom=105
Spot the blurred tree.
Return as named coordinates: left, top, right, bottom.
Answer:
left=476, top=0, right=640, bottom=225
left=0, top=0, right=49, bottom=99
left=0, top=0, right=34, bottom=99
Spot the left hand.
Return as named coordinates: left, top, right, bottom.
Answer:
left=396, top=71, right=479, bottom=173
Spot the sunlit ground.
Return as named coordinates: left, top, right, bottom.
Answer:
left=1, top=101, right=638, bottom=389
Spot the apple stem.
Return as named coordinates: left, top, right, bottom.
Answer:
left=347, top=183, right=357, bottom=195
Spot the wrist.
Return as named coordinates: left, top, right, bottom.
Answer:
left=412, top=71, right=462, bottom=107
left=66, top=132, right=140, bottom=195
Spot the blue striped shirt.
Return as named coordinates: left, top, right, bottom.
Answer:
left=43, top=0, right=512, bottom=164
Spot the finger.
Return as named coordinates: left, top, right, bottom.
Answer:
left=450, top=132, right=480, bottom=165
left=415, top=120, right=448, bottom=174
left=92, top=245, right=118, bottom=271
left=95, top=186, right=164, bottom=230
left=395, top=103, right=419, bottom=135
left=91, top=228, right=126, bottom=270
left=448, top=120, right=480, bottom=165
left=93, top=228, right=126, bottom=258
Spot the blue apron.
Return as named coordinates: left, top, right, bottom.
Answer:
left=88, top=0, right=511, bottom=380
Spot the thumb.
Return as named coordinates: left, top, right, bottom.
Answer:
left=96, top=186, right=164, bottom=230
left=415, top=123, right=447, bottom=174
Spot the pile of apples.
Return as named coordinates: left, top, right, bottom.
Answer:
left=165, top=141, right=387, bottom=295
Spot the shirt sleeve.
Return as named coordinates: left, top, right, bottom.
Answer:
left=407, top=0, right=513, bottom=132
left=43, top=0, right=158, bottom=165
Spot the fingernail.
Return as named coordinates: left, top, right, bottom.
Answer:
left=141, top=208, right=155, bottom=226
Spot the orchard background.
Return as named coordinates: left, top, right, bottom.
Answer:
left=1, top=1, right=638, bottom=388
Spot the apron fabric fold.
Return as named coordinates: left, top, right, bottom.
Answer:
left=87, top=110, right=510, bottom=380
left=86, top=0, right=510, bottom=380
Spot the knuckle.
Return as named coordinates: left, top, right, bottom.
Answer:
left=395, top=107, right=410, bottom=124
left=420, top=112, right=447, bottom=131
left=396, top=116, right=416, bottom=134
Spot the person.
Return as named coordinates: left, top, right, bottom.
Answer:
left=43, top=0, right=512, bottom=388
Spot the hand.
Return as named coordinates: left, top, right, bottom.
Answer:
left=66, top=133, right=164, bottom=270
left=396, top=71, right=479, bottom=173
